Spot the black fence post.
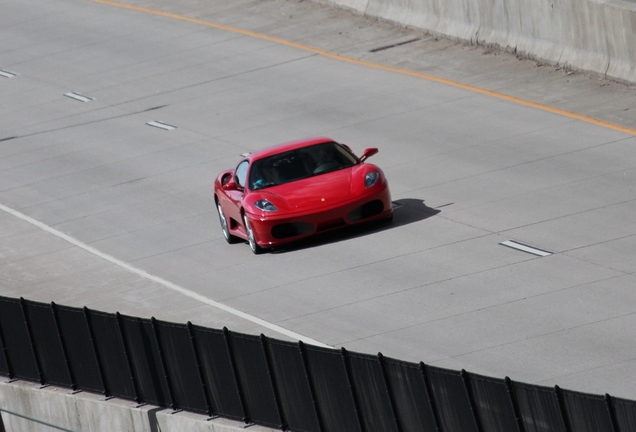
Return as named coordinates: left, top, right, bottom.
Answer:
left=187, top=322, right=214, bottom=417
left=604, top=394, right=620, bottom=432
left=0, top=310, right=13, bottom=380
left=504, top=377, right=526, bottom=432
left=19, top=298, right=44, bottom=386
left=420, top=362, right=443, bottom=432
left=377, top=352, right=403, bottom=432
left=554, top=385, right=572, bottom=432
left=461, top=369, right=483, bottom=432
left=298, top=341, right=325, bottom=432
left=115, top=312, right=142, bottom=404
left=50, top=302, right=76, bottom=391
left=341, top=347, right=366, bottom=432
left=223, top=327, right=250, bottom=424
left=150, top=317, right=177, bottom=411
left=83, top=307, right=108, bottom=397
left=259, top=334, right=287, bottom=430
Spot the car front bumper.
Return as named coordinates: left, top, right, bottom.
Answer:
left=244, top=186, right=392, bottom=248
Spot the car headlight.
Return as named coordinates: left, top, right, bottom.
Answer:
left=365, top=171, right=379, bottom=188
left=254, top=199, right=278, bottom=212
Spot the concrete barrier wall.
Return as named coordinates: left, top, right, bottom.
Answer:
left=0, top=380, right=276, bottom=432
left=317, top=0, right=636, bottom=83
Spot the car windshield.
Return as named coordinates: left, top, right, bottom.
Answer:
left=249, top=142, right=358, bottom=190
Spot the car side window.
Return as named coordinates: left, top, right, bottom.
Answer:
left=235, top=160, right=249, bottom=188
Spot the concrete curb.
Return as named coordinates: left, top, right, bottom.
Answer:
left=0, top=380, right=277, bottom=432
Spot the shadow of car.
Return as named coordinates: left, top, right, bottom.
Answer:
left=269, top=198, right=440, bottom=253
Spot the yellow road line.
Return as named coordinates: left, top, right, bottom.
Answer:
left=91, top=0, right=636, bottom=136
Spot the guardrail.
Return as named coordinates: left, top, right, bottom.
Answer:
left=0, top=295, right=635, bottom=431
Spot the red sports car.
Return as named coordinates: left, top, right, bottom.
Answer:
left=214, top=137, right=392, bottom=254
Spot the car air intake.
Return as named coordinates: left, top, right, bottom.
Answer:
left=272, top=222, right=313, bottom=239
left=347, top=200, right=384, bottom=222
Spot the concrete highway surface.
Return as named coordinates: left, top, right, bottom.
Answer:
left=2, top=0, right=636, bottom=402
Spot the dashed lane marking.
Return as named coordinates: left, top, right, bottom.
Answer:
left=64, top=92, right=94, bottom=102
left=146, top=120, right=176, bottom=131
left=500, top=240, right=553, bottom=257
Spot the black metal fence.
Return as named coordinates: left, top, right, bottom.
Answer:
left=0, top=295, right=635, bottom=431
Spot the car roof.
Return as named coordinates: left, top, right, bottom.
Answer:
left=246, top=137, right=334, bottom=161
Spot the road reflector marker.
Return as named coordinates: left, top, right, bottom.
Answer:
left=500, top=240, right=553, bottom=257
left=146, top=121, right=176, bottom=131
left=64, top=92, right=94, bottom=102
left=0, top=70, right=16, bottom=78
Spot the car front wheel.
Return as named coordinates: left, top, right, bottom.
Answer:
left=217, top=202, right=238, bottom=244
left=243, top=214, right=264, bottom=254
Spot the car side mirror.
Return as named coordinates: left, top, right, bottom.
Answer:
left=360, top=148, right=379, bottom=162
left=222, top=178, right=241, bottom=191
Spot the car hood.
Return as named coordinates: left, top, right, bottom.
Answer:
left=257, top=169, right=353, bottom=212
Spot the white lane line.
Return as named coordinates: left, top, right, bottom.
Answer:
left=64, top=92, right=94, bottom=102
left=500, top=240, right=553, bottom=257
left=0, top=70, right=16, bottom=78
left=146, top=120, right=176, bottom=131
left=0, top=203, right=330, bottom=348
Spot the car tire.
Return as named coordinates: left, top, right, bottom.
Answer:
left=217, top=202, right=239, bottom=244
left=243, top=214, right=264, bottom=254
